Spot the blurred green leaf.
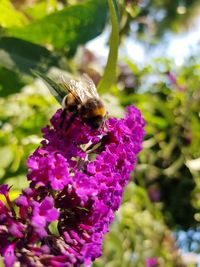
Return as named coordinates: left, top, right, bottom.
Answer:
left=24, top=0, right=57, bottom=20
left=9, top=189, right=22, bottom=202
left=6, top=175, right=29, bottom=191
left=0, top=0, right=27, bottom=27
left=49, top=220, right=59, bottom=236
left=0, top=256, right=3, bottom=267
left=0, top=37, right=59, bottom=75
left=7, top=0, right=107, bottom=52
left=0, top=146, right=13, bottom=169
left=0, top=67, right=25, bottom=97
left=98, top=0, right=119, bottom=93
left=148, top=115, right=169, bottom=129
left=32, top=71, right=65, bottom=104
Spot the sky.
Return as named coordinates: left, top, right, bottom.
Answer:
left=87, top=17, right=200, bottom=66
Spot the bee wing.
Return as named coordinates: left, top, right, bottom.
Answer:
left=81, top=73, right=100, bottom=99
left=61, top=76, right=85, bottom=104
left=62, top=74, right=99, bottom=104
left=33, top=70, right=66, bottom=104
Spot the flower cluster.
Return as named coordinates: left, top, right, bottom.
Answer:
left=0, top=106, right=145, bottom=267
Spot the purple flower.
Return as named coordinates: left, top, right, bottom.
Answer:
left=145, top=257, right=158, bottom=267
left=27, top=151, right=70, bottom=190
left=1, top=243, right=16, bottom=267
left=8, top=221, right=24, bottom=238
left=31, top=196, right=59, bottom=237
left=167, top=71, right=177, bottom=85
left=0, top=106, right=145, bottom=266
left=148, top=186, right=161, bottom=202
left=0, top=184, right=10, bottom=196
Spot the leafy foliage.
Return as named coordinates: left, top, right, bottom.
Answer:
left=117, top=0, right=200, bottom=42
left=0, top=37, right=59, bottom=74
left=7, top=0, right=108, bottom=52
left=93, top=183, right=184, bottom=267
left=118, top=57, right=200, bottom=229
left=0, top=67, right=25, bottom=97
left=0, top=0, right=27, bottom=27
left=0, top=83, right=58, bottom=190
left=0, top=0, right=109, bottom=96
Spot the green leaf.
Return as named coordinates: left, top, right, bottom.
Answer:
left=49, top=220, right=59, bottom=235
left=0, top=146, right=13, bottom=169
left=24, top=0, right=57, bottom=20
left=0, top=67, right=25, bottom=97
left=0, top=37, right=59, bottom=75
left=32, top=71, right=66, bottom=104
left=0, top=0, right=27, bottom=27
left=0, top=256, right=3, bottom=267
left=5, top=175, right=29, bottom=191
left=97, top=0, right=119, bottom=93
left=7, top=0, right=107, bottom=52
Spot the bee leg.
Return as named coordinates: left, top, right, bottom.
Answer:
left=65, top=112, right=77, bottom=131
left=59, top=108, right=67, bottom=129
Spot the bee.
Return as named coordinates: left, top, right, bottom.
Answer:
left=34, top=71, right=106, bottom=129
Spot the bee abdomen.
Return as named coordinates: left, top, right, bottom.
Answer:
left=91, top=107, right=106, bottom=117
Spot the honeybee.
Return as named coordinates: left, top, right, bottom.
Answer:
left=34, top=71, right=106, bottom=129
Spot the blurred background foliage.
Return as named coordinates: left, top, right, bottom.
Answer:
left=0, top=0, right=200, bottom=266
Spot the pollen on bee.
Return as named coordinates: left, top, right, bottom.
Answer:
left=92, top=107, right=106, bottom=117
